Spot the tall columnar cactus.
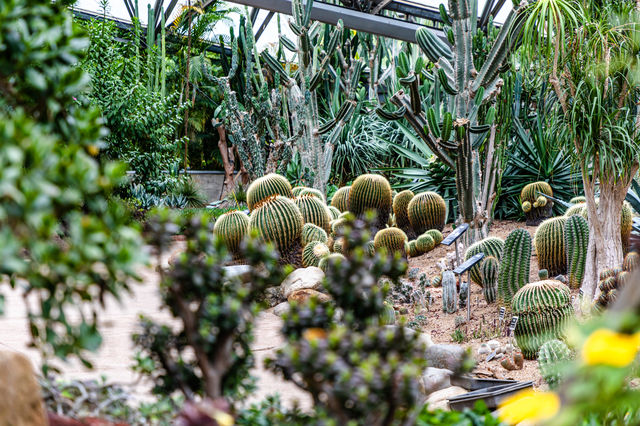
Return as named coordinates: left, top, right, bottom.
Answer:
left=537, top=339, right=571, bottom=389
left=328, top=206, right=340, bottom=220
left=520, top=182, right=554, bottom=225
left=442, top=271, right=458, bottom=313
left=511, top=280, right=573, bottom=359
left=373, top=227, right=408, bottom=256
left=331, top=186, right=351, bottom=212
left=379, top=0, right=528, bottom=242
left=302, top=223, right=328, bottom=246
left=249, top=195, right=303, bottom=265
left=213, top=210, right=250, bottom=259
left=247, top=173, right=293, bottom=210
left=302, top=241, right=330, bottom=267
left=534, top=217, right=567, bottom=277
left=416, top=234, right=435, bottom=254
left=348, top=174, right=393, bottom=230
left=481, top=256, right=499, bottom=303
left=407, top=192, right=447, bottom=234
left=425, top=229, right=444, bottom=245
left=498, top=229, right=531, bottom=305
left=393, top=190, right=415, bottom=236
left=464, top=237, right=504, bottom=287
left=565, top=215, right=589, bottom=289
left=294, top=195, right=332, bottom=233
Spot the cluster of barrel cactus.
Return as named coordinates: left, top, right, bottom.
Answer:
left=392, top=190, right=447, bottom=239
left=594, top=251, right=639, bottom=310
left=497, top=229, right=531, bottom=305
left=520, top=181, right=554, bottom=225
left=464, top=237, right=504, bottom=287
left=511, top=279, right=574, bottom=359
left=537, top=339, right=572, bottom=389
left=534, top=217, right=567, bottom=277
left=348, top=174, right=393, bottom=231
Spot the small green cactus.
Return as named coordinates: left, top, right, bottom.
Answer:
left=380, top=302, right=396, bottom=325
left=534, top=217, right=567, bottom=277
left=521, top=182, right=553, bottom=225
left=302, top=241, right=330, bottom=267
left=432, top=273, right=442, bottom=287
left=481, top=256, right=499, bottom=304
left=299, top=187, right=325, bottom=203
left=407, top=191, right=447, bottom=233
left=330, top=186, right=350, bottom=212
left=442, top=271, right=457, bottom=313
left=333, top=237, right=346, bottom=254
left=295, top=194, right=332, bottom=233
left=538, top=269, right=549, bottom=280
left=623, top=251, right=640, bottom=272
left=318, top=252, right=346, bottom=271
left=498, top=229, right=531, bottom=305
left=407, top=240, right=419, bottom=258
left=521, top=181, right=553, bottom=203
left=292, top=186, right=308, bottom=197
left=464, top=237, right=504, bottom=287
left=246, top=173, right=293, bottom=211
left=564, top=204, right=584, bottom=217
left=424, top=229, right=444, bottom=245
left=373, top=227, right=408, bottom=255
left=416, top=234, right=435, bottom=254
left=328, top=206, right=340, bottom=220
left=365, top=240, right=375, bottom=257
left=511, top=280, right=573, bottom=359
left=348, top=174, right=393, bottom=230
left=565, top=215, right=589, bottom=289
left=393, top=190, right=415, bottom=234
left=538, top=339, right=571, bottom=389
left=522, top=201, right=532, bottom=213
left=301, top=223, right=328, bottom=246
left=249, top=195, right=303, bottom=261
left=213, top=210, right=250, bottom=259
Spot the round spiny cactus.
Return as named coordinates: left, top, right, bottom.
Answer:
left=564, top=204, right=584, bottom=217
left=249, top=195, right=303, bottom=254
left=565, top=215, right=588, bottom=289
left=539, top=269, right=549, bottom=280
left=330, top=217, right=348, bottom=235
left=407, top=192, right=447, bottom=233
left=623, top=251, right=640, bottom=272
left=416, top=234, right=435, bottom=254
left=318, top=253, right=346, bottom=271
left=574, top=201, right=633, bottom=252
left=301, top=223, right=328, bottom=246
left=299, top=187, right=325, bottom=203
left=380, top=302, right=396, bottom=325
left=481, top=256, right=499, bottom=304
left=511, top=280, right=573, bottom=359
left=373, top=227, right=408, bottom=255
left=348, top=174, right=393, bottom=230
left=365, top=240, right=375, bottom=257
left=534, top=217, right=567, bottom=277
left=498, top=229, right=531, bottom=305
left=333, top=237, right=346, bottom=254
left=302, top=241, right=330, bottom=267
left=295, top=194, right=332, bottom=233
left=213, top=210, right=250, bottom=259
left=328, top=206, right=340, bottom=220
left=425, top=229, right=444, bottom=246
left=432, top=273, right=442, bottom=287
left=464, top=237, right=504, bottom=287
left=538, top=339, right=571, bottom=389
left=521, top=182, right=553, bottom=225
left=536, top=196, right=547, bottom=207
left=570, top=196, right=586, bottom=204
left=393, top=190, right=415, bottom=231
left=292, top=186, right=308, bottom=197
left=522, top=201, right=532, bottom=213
left=246, top=173, right=293, bottom=211
left=406, top=240, right=419, bottom=257
left=521, top=181, right=553, bottom=203
left=330, top=186, right=351, bottom=212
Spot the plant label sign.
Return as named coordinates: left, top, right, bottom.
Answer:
left=579, top=289, right=584, bottom=298
left=499, top=307, right=506, bottom=322
left=442, top=223, right=469, bottom=246
left=453, top=252, right=485, bottom=274
left=507, top=315, right=519, bottom=336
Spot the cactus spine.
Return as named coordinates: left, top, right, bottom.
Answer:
left=318, top=253, right=346, bottom=272
left=481, top=256, right=499, bottom=303
left=373, top=227, right=408, bottom=255
left=247, top=173, right=293, bottom=210
left=213, top=210, right=250, bottom=259
left=348, top=174, right=393, bottom=230
left=465, top=237, right=504, bottom=287
left=511, top=280, right=573, bottom=359
left=294, top=195, right=332, bottom=233
left=416, top=234, right=435, bottom=254
left=534, top=217, right=567, bottom=277
left=565, top=215, right=589, bottom=289
left=521, top=182, right=554, bottom=225
left=299, top=187, right=325, bottom=202
left=538, top=339, right=571, bottom=389
left=249, top=196, right=303, bottom=264
left=623, top=251, right=640, bottom=272
left=301, top=223, right=328, bottom=246
left=327, top=206, right=340, bottom=220
left=393, top=190, right=415, bottom=235
left=442, top=271, right=457, bottom=313
left=407, top=192, right=447, bottom=233
left=498, top=229, right=531, bottom=305
left=302, top=241, right=330, bottom=267
left=330, top=186, right=351, bottom=212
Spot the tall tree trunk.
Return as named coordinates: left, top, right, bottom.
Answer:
left=183, top=1, right=193, bottom=174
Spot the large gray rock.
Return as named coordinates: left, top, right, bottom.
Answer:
left=420, top=367, right=453, bottom=394
left=273, top=302, right=291, bottom=317
left=0, top=351, right=48, bottom=425
left=224, top=265, right=252, bottom=281
left=425, top=386, right=467, bottom=411
left=425, top=344, right=466, bottom=371
left=280, top=267, right=325, bottom=298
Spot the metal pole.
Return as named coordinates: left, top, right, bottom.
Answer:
left=466, top=270, right=471, bottom=324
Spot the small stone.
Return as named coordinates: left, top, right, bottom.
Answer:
left=477, top=343, right=490, bottom=355
left=273, top=302, right=291, bottom=317
left=224, top=265, right=252, bottom=281
left=281, top=267, right=325, bottom=298
left=425, top=344, right=466, bottom=371
left=287, top=289, right=331, bottom=304
left=0, top=351, right=48, bottom=425
left=425, top=386, right=467, bottom=411
left=263, top=286, right=283, bottom=307
left=420, top=367, right=453, bottom=394
left=554, top=275, right=568, bottom=284
left=487, top=340, right=501, bottom=351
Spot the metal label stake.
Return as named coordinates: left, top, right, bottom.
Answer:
left=442, top=223, right=469, bottom=269
left=454, top=252, right=485, bottom=324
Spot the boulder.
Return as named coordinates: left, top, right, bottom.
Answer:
left=273, top=302, right=291, bottom=317
left=262, top=286, right=284, bottom=307
left=425, top=344, right=466, bottom=371
left=287, top=289, right=331, bottom=304
left=420, top=367, right=453, bottom=394
left=0, top=351, right=48, bottom=426
left=281, top=267, right=325, bottom=298
left=425, top=386, right=468, bottom=411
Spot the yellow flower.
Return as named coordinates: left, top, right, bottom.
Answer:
left=581, top=329, right=640, bottom=367
left=498, top=389, right=560, bottom=425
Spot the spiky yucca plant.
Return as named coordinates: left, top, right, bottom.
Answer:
left=373, top=227, right=408, bottom=256
left=250, top=195, right=303, bottom=265
left=330, top=186, right=351, bottom=212
left=302, top=241, right=330, bottom=267
left=302, top=223, right=328, bottom=246
left=348, top=174, right=393, bottom=230
left=407, top=192, right=447, bottom=233
left=534, top=217, right=567, bottom=276
left=498, top=228, right=531, bottom=305
left=295, top=194, right=332, bottom=233
left=213, top=210, right=250, bottom=259
left=465, top=237, right=504, bottom=287
left=565, top=215, right=589, bottom=289
left=247, top=173, right=293, bottom=210
left=511, top=280, right=573, bottom=359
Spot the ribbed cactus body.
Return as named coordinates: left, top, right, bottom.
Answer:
left=538, top=339, right=571, bottom=388
left=623, top=251, right=640, bottom=272
left=373, top=227, right=408, bottom=255
left=249, top=196, right=303, bottom=252
left=416, top=234, right=435, bottom=254
left=318, top=253, right=346, bottom=271
left=521, top=182, right=553, bottom=225
left=569, top=196, right=586, bottom=204
left=564, top=204, right=584, bottom=217
left=432, top=273, right=442, bottom=287
left=511, top=280, right=573, bottom=359
left=365, top=240, right=375, bottom=257
left=465, top=237, right=504, bottom=287
left=246, top=173, right=293, bottom=210
left=522, top=201, right=532, bottom=213
left=301, top=223, right=328, bottom=246
left=442, top=271, right=457, bottom=313
left=380, top=302, right=396, bottom=325
left=327, top=206, right=340, bottom=220
left=425, top=229, right=444, bottom=245
left=330, top=186, right=351, bottom=212
left=407, top=240, right=419, bottom=257
left=521, top=181, right=553, bottom=203
left=213, top=210, right=250, bottom=258
left=565, top=215, right=589, bottom=289
left=292, top=186, right=307, bottom=197
left=393, top=190, right=415, bottom=231
left=302, top=241, right=330, bottom=267
left=407, top=192, right=447, bottom=233
left=348, top=174, right=393, bottom=229
left=498, top=229, right=531, bottom=305
left=295, top=195, right=332, bottom=233
left=481, top=256, right=499, bottom=303
left=539, top=269, right=549, bottom=280
left=333, top=237, right=345, bottom=254
left=299, top=187, right=325, bottom=202
left=534, top=217, right=567, bottom=277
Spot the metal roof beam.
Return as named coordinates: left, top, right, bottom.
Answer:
left=255, top=11, right=275, bottom=41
